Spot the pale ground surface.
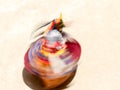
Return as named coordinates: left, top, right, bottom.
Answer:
left=0, top=0, right=120, bottom=90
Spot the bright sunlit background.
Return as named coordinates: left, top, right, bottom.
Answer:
left=0, top=0, right=120, bottom=90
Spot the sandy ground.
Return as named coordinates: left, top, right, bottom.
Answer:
left=0, top=0, right=120, bottom=90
